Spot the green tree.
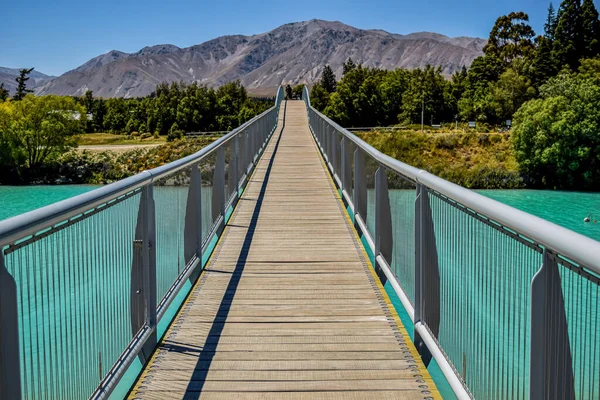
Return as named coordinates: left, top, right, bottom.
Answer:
left=553, top=0, right=583, bottom=70
left=292, top=84, right=304, bottom=99
left=83, top=90, right=94, bottom=132
left=512, top=70, right=600, bottom=188
left=103, top=98, right=128, bottom=133
left=532, top=35, right=557, bottom=86
left=580, top=0, right=600, bottom=58
left=488, top=67, right=536, bottom=121
left=400, top=65, right=450, bottom=125
left=544, top=2, right=558, bottom=40
left=309, top=83, right=330, bottom=111
left=450, top=66, right=468, bottom=106
left=167, top=122, right=183, bottom=141
left=92, top=100, right=106, bottom=132
left=0, top=83, right=8, bottom=102
left=483, top=12, right=536, bottom=66
left=320, top=65, right=337, bottom=93
left=379, top=69, right=410, bottom=125
left=3, top=95, right=84, bottom=172
left=343, top=58, right=357, bottom=75
left=13, top=68, right=34, bottom=101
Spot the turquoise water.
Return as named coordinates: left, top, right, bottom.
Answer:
left=0, top=185, right=99, bottom=222
left=479, top=189, right=600, bottom=242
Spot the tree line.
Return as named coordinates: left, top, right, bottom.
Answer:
left=78, top=80, right=272, bottom=139
left=310, top=0, right=600, bottom=128
left=0, top=76, right=273, bottom=182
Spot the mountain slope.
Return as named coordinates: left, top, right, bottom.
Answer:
left=36, top=20, right=485, bottom=98
left=0, top=67, right=55, bottom=94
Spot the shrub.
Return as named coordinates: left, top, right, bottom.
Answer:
left=167, top=122, right=184, bottom=142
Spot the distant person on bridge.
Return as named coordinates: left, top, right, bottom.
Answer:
left=285, top=84, right=292, bottom=100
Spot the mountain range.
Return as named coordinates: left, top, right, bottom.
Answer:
left=3, top=20, right=486, bottom=98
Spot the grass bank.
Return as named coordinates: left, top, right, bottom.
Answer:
left=356, top=130, right=523, bottom=189
left=46, top=137, right=219, bottom=184
left=77, top=132, right=167, bottom=146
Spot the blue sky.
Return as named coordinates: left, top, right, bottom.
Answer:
left=0, top=0, right=579, bottom=76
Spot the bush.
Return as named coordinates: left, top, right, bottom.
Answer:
left=512, top=72, right=600, bottom=189
left=167, top=122, right=183, bottom=142
left=140, top=133, right=152, bottom=139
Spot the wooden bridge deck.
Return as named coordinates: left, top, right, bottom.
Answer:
left=129, top=101, right=440, bottom=399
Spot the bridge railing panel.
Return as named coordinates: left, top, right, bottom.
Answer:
left=302, top=85, right=600, bottom=400
left=0, top=86, right=284, bottom=400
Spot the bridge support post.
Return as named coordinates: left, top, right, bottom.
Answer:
left=414, top=183, right=440, bottom=367
left=330, top=129, right=337, bottom=177
left=375, top=166, right=393, bottom=262
left=131, top=185, right=157, bottom=364
left=320, top=119, right=325, bottom=153
left=233, top=136, right=239, bottom=197
left=0, top=252, right=22, bottom=399
left=212, top=147, right=226, bottom=235
left=530, top=250, right=575, bottom=400
left=245, top=131, right=251, bottom=176
left=341, top=138, right=352, bottom=197
left=353, top=149, right=367, bottom=227
left=185, top=165, right=203, bottom=283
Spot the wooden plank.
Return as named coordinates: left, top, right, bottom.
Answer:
left=129, top=101, right=440, bottom=399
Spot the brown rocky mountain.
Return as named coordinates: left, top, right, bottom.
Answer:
left=33, top=20, right=485, bottom=98
left=0, top=67, right=54, bottom=94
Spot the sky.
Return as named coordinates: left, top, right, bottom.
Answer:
left=0, top=0, right=580, bottom=77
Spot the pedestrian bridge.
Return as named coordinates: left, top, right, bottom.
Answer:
left=0, top=87, right=599, bottom=400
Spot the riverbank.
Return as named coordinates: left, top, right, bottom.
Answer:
left=357, top=129, right=524, bottom=189
left=0, top=137, right=218, bottom=185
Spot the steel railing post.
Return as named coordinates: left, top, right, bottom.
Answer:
left=245, top=130, right=250, bottom=175
left=414, top=183, right=424, bottom=325
left=233, top=136, right=239, bottom=197
left=353, top=149, right=367, bottom=225
left=212, top=147, right=225, bottom=233
left=530, top=250, right=575, bottom=399
left=413, top=183, right=440, bottom=367
left=341, top=137, right=346, bottom=194
left=184, top=165, right=203, bottom=282
left=330, top=130, right=337, bottom=176
left=375, top=166, right=393, bottom=264
left=142, top=185, right=157, bottom=361
left=0, top=252, right=22, bottom=399
left=130, top=184, right=157, bottom=364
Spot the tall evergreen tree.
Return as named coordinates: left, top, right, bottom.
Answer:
left=320, top=65, right=337, bottom=93
left=545, top=3, right=558, bottom=40
left=553, top=0, right=583, bottom=70
left=0, top=83, right=8, bottom=101
left=580, top=0, right=600, bottom=58
left=83, top=90, right=94, bottom=132
left=533, top=35, right=557, bottom=86
left=13, top=68, right=34, bottom=101
left=343, top=58, right=357, bottom=75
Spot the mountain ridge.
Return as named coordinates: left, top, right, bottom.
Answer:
left=8, top=20, right=486, bottom=98
left=0, top=67, right=55, bottom=94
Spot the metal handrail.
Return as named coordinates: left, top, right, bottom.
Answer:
left=0, top=106, right=278, bottom=249
left=301, top=87, right=600, bottom=274
left=302, top=85, right=600, bottom=400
